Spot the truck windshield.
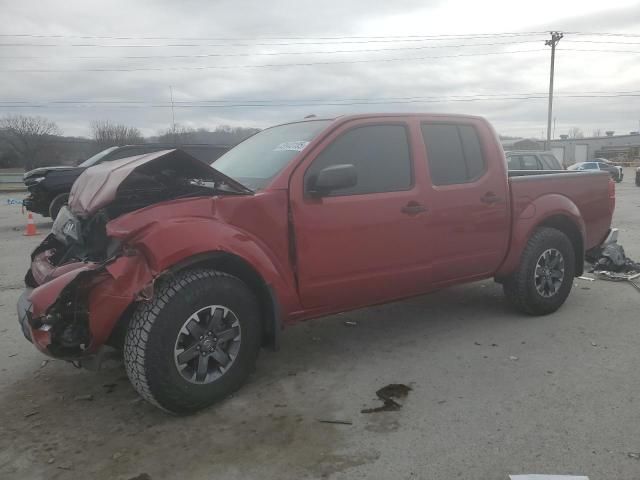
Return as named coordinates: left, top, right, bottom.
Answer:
left=77, top=146, right=119, bottom=167
left=212, top=120, right=331, bottom=190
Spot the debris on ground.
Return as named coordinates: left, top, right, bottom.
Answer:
left=628, top=452, right=640, bottom=460
left=24, top=410, right=39, bottom=418
left=361, top=384, right=412, bottom=414
left=73, top=394, right=94, bottom=401
left=57, top=463, right=73, bottom=471
left=128, top=474, right=152, bottom=480
left=577, top=276, right=595, bottom=282
left=586, top=240, right=640, bottom=292
left=343, top=321, right=358, bottom=326
left=8, top=353, right=17, bottom=357
left=590, top=243, right=640, bottom=273
left=317, top=419, right=353, bottom=425
left=509, top=356, right=519, bottom=361
left=40, top=360, right=49, bottom=368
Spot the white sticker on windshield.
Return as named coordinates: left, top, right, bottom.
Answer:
left=274, top=141, right=309, bottom=152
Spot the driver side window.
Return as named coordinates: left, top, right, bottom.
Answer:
left=304, top=124, right=412, bottom=196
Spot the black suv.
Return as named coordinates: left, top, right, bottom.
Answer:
left=23, top=144, right=229, bottom=219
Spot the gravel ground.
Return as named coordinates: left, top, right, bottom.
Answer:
left=0, top=170, right=639, bottom=480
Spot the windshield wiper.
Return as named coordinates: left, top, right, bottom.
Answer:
left=187, top=178, right=253, bottom=195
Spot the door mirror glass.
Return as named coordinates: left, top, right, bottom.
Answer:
left=308, top=164, right=357, bottom=196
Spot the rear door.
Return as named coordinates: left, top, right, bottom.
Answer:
left=418, top=121, right=510, bottom=284
left=290, top=120, right=432, bottom=309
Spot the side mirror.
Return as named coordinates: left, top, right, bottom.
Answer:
left=308, top=164, right=357, bottom=197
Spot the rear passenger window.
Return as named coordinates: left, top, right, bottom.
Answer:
left=421, top=124, right=486, bottom=185
left=305, top=124, right=412, bottom=196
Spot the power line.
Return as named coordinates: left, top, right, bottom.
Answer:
left=4, top=90, right=639, bottom=105
left=567, top=31, right=640, bottom=38
left=0, top=40, right=546, bottom=60
left=4, top=46, right=638, bottom=73
left=1, top=92, right=638, bottom=109
left=0, top=48, right=548, bottom=72
left=0, top=31, right=550, bottom=42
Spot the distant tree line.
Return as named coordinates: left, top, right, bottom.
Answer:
left=0, top=114, right=260, bottom=171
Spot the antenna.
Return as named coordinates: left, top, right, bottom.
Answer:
left=169, top=85, right=176, bottom=132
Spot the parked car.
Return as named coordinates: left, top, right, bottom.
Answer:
left=17, top=114, right=616, bottom=414
left=506, top=150, right=563, bottom=170
left=22, top=144, right=230, bottom=220
left=567, top=159, right=623, bottom=182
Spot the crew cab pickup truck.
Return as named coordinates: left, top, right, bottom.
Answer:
left=17, top=114, right=616, bottom=414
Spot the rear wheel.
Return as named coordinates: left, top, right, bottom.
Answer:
left=124, top=268, right=261, bottom=414
left=48, top=193, right=69, bottom=220
left=503, top=227, right=575, bottom=315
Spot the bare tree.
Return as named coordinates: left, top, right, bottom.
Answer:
left=591, top=128, right=602, bottom=137
left=91, top=120, right=144, bottom=149
left=156, top=124, right=196, bottom=144
left=0, top=114, right=62, bottom=170
left=568, top=127, right=584, bottom=139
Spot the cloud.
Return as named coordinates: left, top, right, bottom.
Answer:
left=0, top=0, right=638, bottom=138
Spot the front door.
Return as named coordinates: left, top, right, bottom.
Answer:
left=290, top=121, right=432, bottom=310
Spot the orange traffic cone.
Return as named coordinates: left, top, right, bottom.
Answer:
left=23, top=212, right=39, bottom=236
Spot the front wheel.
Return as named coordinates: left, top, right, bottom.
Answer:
left=48, top=193, right=69, bottom=220
left=124, top=269, right=261, bottom=414
left=503, top=227, right=575, bottom=315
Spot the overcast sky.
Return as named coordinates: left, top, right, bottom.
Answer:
left=1, top=0, right=639, bottom=138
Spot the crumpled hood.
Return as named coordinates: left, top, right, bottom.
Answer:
left=68, top=149, right=246, bottom=217
left=24, top=166, right=78, bottom=179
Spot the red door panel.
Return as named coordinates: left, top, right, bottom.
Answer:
left=289, top=119, right=433, bottom=310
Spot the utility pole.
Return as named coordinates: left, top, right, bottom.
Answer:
left=545, top=31, right=563, bottom=150
left=169, top=85, right=176, bottom=134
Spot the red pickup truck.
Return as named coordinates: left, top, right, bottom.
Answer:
left=17, top=114, right=616, bottom=414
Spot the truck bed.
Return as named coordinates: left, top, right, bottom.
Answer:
left=508, top=170, right=613, bottom=251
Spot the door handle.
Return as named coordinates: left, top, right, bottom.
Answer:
left=401, top=202, right=427, bottom=215
left=480, top=192, right=503, bottom=205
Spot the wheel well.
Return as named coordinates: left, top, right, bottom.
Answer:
left=166, top=252, right=280, bottom=350
left=538, top=215, right=584, bottom=276
left=107, top=252, right=281, bottom=352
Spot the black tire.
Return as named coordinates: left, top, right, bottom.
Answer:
left=503, top=227, right=575, bottom=315
left=48, top=193, right=69, bottom=220
left=124, top=268, right=261, bottom=414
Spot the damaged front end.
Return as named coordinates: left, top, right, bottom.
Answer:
left=17, top=211, right=155, bottom=360
left=18, top=149, right=249, bottom=361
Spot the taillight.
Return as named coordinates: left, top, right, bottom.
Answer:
left=608, top=178, right=616, bottom=213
